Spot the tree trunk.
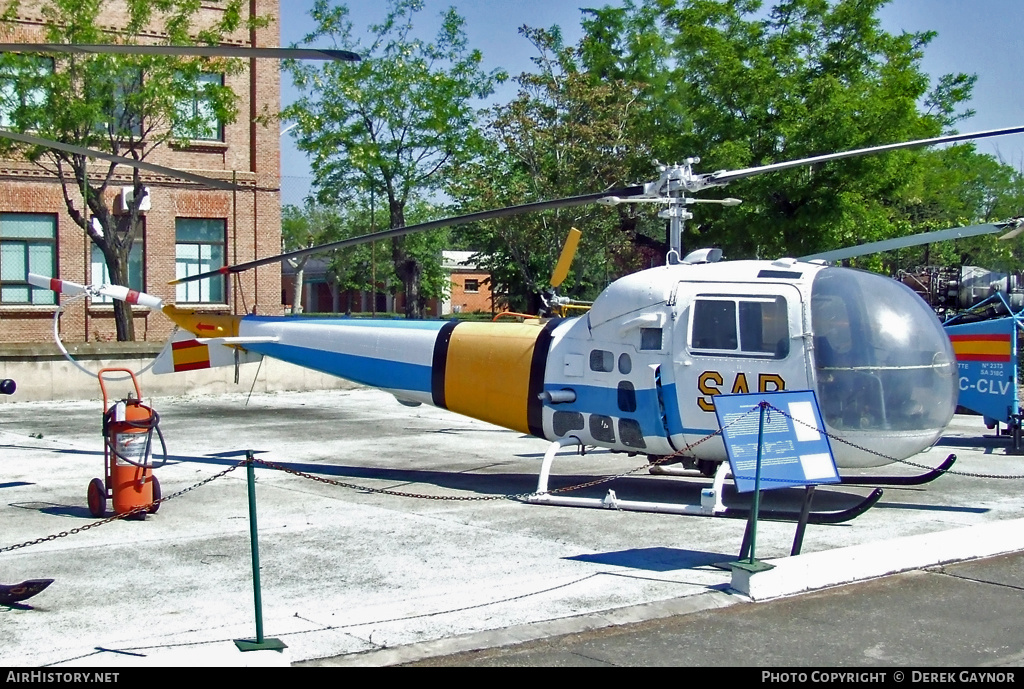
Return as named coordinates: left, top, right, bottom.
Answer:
left=389, top=199, right=424, bottom=319
left=104, top=245, right=135, bottom=342
left=288, top=257, right=307, bottom=315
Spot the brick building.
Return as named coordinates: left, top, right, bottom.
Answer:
left=281, top=250, right=497, bottom=317
left=0, top=0, right=282, bottom=345
left=441, top=250, right=494, bottom=315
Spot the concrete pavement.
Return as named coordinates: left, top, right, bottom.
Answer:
left=1, top=388, right=1023, bottom=667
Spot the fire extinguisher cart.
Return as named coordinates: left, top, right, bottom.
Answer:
left=87, top=368, right=164, bottom=518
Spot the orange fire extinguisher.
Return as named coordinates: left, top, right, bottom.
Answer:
left=88, top=368, right=166, bottom=518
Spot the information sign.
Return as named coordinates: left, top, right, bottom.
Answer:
left=712, top=390, right=840, bottom=493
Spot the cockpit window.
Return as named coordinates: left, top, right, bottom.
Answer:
left=690, top=296, right=789, bottom=358
left=810, top=267, right=957, bottom=432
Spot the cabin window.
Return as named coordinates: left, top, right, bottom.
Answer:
left=590, top=349, right=614, bottom=372
left=553, top=411, right=584, bottom=437
left=617, top=381, right=637, bottom=413
left=690, top=296, right=789, bottom=358
left=589, top=414, right=616, bottom=443
left=618, top=419, right=646, bottom=449
left=618, top=353, right=632, bottom=374
left=640, top=327, right=663, bottom=351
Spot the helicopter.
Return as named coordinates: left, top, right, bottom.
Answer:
left=7, top=41, right=1024, bottom=519
left=25, top=125, right=1024, bottom=503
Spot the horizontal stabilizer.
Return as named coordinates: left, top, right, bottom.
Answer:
left=153, top=330, right=263, bottom=375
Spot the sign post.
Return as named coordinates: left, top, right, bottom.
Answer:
left=713, top=391, right=840, bottom=568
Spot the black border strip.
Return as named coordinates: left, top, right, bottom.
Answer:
left=527, top=318, right=562, bottom=438
left=431, top=320, right=460, bottom=409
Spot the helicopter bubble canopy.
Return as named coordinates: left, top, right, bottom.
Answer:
left=810, top=267, right=958, bottom=467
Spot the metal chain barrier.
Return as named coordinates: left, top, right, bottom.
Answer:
left=8, top=400, right=1024, bottom=555
left=250, top=408, right=755, bottom=500
left=0, top=461, right=244, bottom=555
left=763, top=402, right=1024, bottom=481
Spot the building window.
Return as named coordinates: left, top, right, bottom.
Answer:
left=93, top=67, right=143, bottom=138
left=175, top=218, right=225, bottom=303
left=174, top=72, right=223, bottom=141
left=0, top=213, right=56, bottom=305
left=0, top=55, right=52, bottom=129
left=464, top=278, right=479, bottom=293
left=91, top=224, right=144, bottom=301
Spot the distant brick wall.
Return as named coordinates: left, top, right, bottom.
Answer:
left=0, top=0, right=282, bottom=345
left=449, top=270, right=494, bottom=314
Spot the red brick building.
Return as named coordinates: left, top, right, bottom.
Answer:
left=0, top=0, right=282, bottom=344
left=441, top=251, right=495, bottom=315
left=281, top=250, right=497, bottom=317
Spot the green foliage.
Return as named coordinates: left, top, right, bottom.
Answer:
left=449, top=25, right=658, bottom=312
left=283, top=0, right=502, bottom=318
left=464, top=0, right=1023, bottom=287
left=282, top=198, right=451, bottom=312
left=0, top=0, right=263, bottom=340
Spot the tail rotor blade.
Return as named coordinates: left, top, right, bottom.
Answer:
left=550, top=228, right=582, bottom=289
left=27, top=273, right=86, bottom=296
left=27, top=273, right=163, bottom=309
left=97, top=285, right=164, bottom=309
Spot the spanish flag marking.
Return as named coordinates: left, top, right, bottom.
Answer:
left=949, top=333, right=1012, bottom=362
left=170, top=339, right=212, bottom=372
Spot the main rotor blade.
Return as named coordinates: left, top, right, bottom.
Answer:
left=0, top=43, right=360, bottom=61
left=0, top=129, right=246, bottom=191
left=171, top=185, right=645, bottom=285
left=713, top=126, right=1024, bottom=185
left=799, top=219, right=1024, bottom=263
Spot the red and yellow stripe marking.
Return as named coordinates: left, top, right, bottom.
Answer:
left=949, top=333, right=1013, bottom=362
left=170, top=339, right=211, bottom=372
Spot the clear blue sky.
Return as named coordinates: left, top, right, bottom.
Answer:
left=278, top=0, right=1024, bottom=201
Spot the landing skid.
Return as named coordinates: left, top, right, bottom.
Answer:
left=0, top=579, right=53, bottom=606
left=839, top=453, right=956, bottom=486
left=525, top=438, right=879, bottom=524
left=652, top=453, right=957, bottom=487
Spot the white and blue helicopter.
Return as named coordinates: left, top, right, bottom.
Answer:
left=24, top=125, right=1024, bottom=524
left=9, top=41, right=1024, bottom=522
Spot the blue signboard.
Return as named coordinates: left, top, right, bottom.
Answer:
left=945, top=316, right=1019, bottom=425
left=712, top=390, right=840, bottom=493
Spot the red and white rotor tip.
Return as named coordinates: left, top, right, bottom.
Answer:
left=27, top=273, right=164, bottom=310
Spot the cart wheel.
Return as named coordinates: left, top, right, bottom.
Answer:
left=148, top=475, right=161, bottom=514
left=87, top=478, right=106, bottom=518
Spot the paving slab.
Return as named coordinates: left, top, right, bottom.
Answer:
left=0, top=389, right=1022, bottom=666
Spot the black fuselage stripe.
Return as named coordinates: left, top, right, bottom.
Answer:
left=527, top=318, right=562, bottom=438
left=431, top=320, right=460, bottom=409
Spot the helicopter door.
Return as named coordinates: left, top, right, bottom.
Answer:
left=671, top=283, right=809, bottom=460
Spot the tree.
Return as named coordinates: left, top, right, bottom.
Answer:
left=283, top=197, right=450, bottom=315
left=554, top=0, right=984, bottom=263
left=450, top=26, right=658, bottom=312
left=281, top=202, right=348, bottom=314
left=0, top=0, right=261, bottom=340
left=284, top=0, right=502, bottom=318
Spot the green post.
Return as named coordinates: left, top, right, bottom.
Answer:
left=234, top=451, right=286, bottom=652
left=748, top=402, right=766, bottom=564
left=732, top=402, right=774, bottom=574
